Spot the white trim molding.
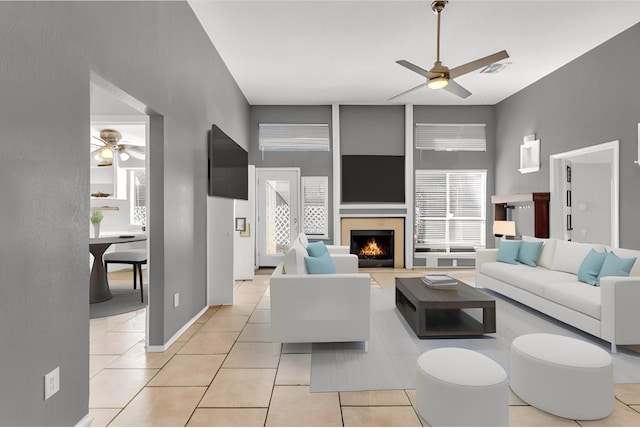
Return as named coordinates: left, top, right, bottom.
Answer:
left=405, top=104, right=414, bottom=269
left=146, top=306, right=208, bottom=353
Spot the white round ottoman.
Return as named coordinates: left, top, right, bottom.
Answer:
left=416, top=348, right=508, bottom=427
left=510, top=333, right=614, bottom=420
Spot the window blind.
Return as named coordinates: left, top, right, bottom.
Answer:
left=301, top=176, right=328, bottom=238
left=259, top=123, right=330, bottom=153
left=415, top=170, right=486, bottom=250
left=415, top=123, right=486, bottom=152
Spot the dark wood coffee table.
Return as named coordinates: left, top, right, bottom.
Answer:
left=395, top=277, right=496, bottom=338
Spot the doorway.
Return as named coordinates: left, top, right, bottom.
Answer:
left=89, top=80, right=152, bottom=339
left=549, top=140, right=619, bottom=247
left=256, top=168, right=300, bottom=266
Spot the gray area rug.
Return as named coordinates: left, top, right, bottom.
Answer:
left=90, top=287, right=147, bottom=319
left=310, top=287, right=640, bottom=393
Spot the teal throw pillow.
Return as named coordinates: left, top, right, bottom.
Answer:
left=306, top=241, right=328, bottom=257
left=598, top=251, right=636, bottom=280
left=577, top=249, right=607, bottom=285
left=304, top=251, right=336, bottom=274
left=518, top=241, right=544, bottom=267
left=497, top=240, right=522, bottom=265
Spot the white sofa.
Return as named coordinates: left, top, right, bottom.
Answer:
left=270, top=236, right=371, bottom=349
left=476, top=237, right=640, bottom=353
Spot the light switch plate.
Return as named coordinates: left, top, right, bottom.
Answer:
left=44, top=367, right=60, bottom=400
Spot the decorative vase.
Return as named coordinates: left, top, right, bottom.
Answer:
left=93, top=222, right=101, bottom=238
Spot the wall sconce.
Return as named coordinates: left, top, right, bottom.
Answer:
left=519, top=134, right=540, bottom=174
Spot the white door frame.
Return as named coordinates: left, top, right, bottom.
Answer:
left=256, top=167, right=301, bottom=267
left=549, top=140, right=619, bottom=247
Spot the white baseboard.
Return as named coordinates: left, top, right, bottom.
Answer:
left=76, top=413, right=94, bottom=427
left=146, top=306, right=208, bottom=352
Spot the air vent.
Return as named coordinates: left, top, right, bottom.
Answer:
left=480, top=62, right=510, bottom=74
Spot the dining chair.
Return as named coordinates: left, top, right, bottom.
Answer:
left=104, top=249, right=147, bottom=302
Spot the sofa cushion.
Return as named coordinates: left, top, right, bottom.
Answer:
left=283, top=239, right=308, bottom=274
left=604, top=247, right=640, bottom=277
left=480, top=262, right=576, bottom=297
left=551, top=240, right=606, bottom=275
left=543, top=281, right=601, bottom=320
left=577, top=249, right=607, bottom=285
left=306, top=241, right=328, bottom=257
left=598, top=251, right=636, bottom=280
left=497, top=240, right=522, bottom=264
left=518, top=241, right=544, bottom=267
left=522, top=236, right=556, bottom=269
left=297, top=232, right=309, bottom=248
left=304, top=251, right=336, bottom=274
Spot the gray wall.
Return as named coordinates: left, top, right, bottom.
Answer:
left=571, top=163, right=612, bottom=245
left=0, top=2, right=248, bottom=425
left=340, top=105, right=405, bottom=155
left=495, top=22, right=640, bottom=249
left=413, top=105, right=497, bottom=247
left=249, top=106, right=334, bottom=241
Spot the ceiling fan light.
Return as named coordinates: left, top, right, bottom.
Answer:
left=119, top=151, right=130, bottom=161
left=428, top=76, right=449, bottom=90
left=99, top=146, right=114, bottom=159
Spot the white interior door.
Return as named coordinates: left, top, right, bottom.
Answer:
left=256, top=168, right=300, bottom=267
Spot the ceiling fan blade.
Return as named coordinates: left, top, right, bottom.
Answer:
left=90, top=147, right=103, bottom=156
left=125, top=146, right=145, bottom=159
left=444, top=79, right=472, bottom=99
left=388, top=82, right=428, bottom=101
left=396, top=60, right=431, bottom=78
left=449, top=50, right=509, bottom=79
left=92, top=135, right=108, bottom=145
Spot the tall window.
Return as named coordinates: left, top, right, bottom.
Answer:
left=415, top=170, right=486, bottom=251
left=301, top=176, right=329, bottom=239
left=130, top=170, right=146, bottom=226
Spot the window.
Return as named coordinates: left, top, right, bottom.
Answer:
left=130, top=170, right=146, bottom=226
left=415, top=170, right=486, bottom=251
left=415, top=123, right=486, bottom=152
left=301, top=176, right=329, bottom=239
left=258, top=123, right=330, bottom=159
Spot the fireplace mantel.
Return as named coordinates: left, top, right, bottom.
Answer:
left=340, top=217, right=405, bottom=268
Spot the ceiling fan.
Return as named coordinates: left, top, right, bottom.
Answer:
left=90, top=128, right=145, bottom=166
left=390, top=0, right=509, bottom=100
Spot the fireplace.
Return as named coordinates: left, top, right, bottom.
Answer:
left=350, top=230, right=394, bottom=268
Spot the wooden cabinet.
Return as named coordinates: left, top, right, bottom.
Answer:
left=491, top=193, right=550, bottom=238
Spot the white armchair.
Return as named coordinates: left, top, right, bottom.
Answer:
left=270, top=251, right=371, bottom=349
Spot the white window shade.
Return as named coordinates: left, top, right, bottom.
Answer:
left=415, top=123, right=486, bottom=152
left=259, top=123, right=330, bottom=153
left=301, top=176, right=328, bottom=238
left=415, top=170, right=486, bottom=251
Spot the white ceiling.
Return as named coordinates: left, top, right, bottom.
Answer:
left=188, top=0, right=640, bottom=106
left=90, top=84, right=146, bottom=147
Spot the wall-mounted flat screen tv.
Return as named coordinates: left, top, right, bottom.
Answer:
left=341, top=155, right=405, bottom=203
left=208, top=124, right=248, bottom=200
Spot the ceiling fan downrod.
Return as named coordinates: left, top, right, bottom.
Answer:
left=431, top=0, right=447, bottom=63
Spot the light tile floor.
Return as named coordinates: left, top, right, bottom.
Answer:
left=90, top=268, right=640, bottom=427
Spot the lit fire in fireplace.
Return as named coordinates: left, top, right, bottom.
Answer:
left=359, top=238, right=385, bottom=257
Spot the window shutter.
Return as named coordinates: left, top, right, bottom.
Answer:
left=415, top=123, right=486, bottom=152
left=301, top=176, right=328, bottom=238
left=259, top=123, right=330, bottom=153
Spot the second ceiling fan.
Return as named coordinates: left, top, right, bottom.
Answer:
left=390, top=0, right=509, bottom=100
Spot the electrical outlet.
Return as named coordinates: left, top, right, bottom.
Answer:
left=44, top=367, right=60, bottom=400
left=174, top=293, right=179, bottom=308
